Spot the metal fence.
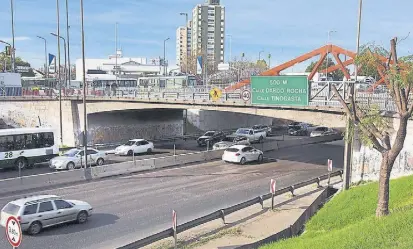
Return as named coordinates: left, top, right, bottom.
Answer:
left=116, top=170, right=343, bottom=249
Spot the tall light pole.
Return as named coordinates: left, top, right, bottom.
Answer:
left=163, top=37, right=170, bottom=76
left=343, top=0, right=363, bottom=190
left=51, top=33, right=67, bottom=88
left=258, top=50, right=264, bottom=61
left=0, top=40, right=12, bottom=72
left=56, top=0, right=63, bottom=145
left=65, top=0, right=71, bottom=87
left=36, top=36, right=48, bottom=84
left=80, top=0, right=88, bottom=168
left=51, top=32, right=66, bottom=146
left=115, top=22, right=119, bottom=87
left=268, top=53, right=272, bottom=69
left=180, top=12, right=188, bottom=74
left=326, top=30, right=337, bottom=81
left=10, top=0, right=16, bottom=72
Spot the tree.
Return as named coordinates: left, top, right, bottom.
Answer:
left=305, top=57, right=347, bottom=81
left=332, top=38, right=413, bottom=217
left=0, top=53, right=35, bottom=77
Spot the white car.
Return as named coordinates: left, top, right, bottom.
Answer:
left=1, top=195, right=93, bottom=235
left=115, top=139, right=154, bottom=156
left=235, top=128, right=267, bottom=143
left=49, top=148, right=107, bottom=170
left=222, top=145, right=264, bottom=165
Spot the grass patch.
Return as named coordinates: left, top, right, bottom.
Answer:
left=260, top=174, right=413, bottom=249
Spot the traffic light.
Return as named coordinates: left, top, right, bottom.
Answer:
left=5, top=46, right=11, bottom=56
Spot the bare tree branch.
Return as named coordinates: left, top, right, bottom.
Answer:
left=396, top=32, right=410, bottom=44
left=331, top=85, right=387, bottom=153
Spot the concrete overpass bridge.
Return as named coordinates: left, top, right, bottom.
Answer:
left=0, top=83, right=398, bottom=147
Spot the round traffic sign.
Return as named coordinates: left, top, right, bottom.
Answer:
left=6, top=216, right=22, bottom=248
left=241, top=89, right=251, bottom=101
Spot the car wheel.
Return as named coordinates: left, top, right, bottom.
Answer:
left=258, top=154, right=264, bottom=163
left=28, top=221, right=42, bottom=235
left=96, top=158, right=104, bottom=166
left=76, top=211, right=88, bottom=224
left=15, top=157, right=28, bottom=170
left=240, top=157, right=246, bottom=165
left=127, top=150, right=133, bottom=156
left=66, top=162, right=75, bottom=170
left=147, top=148, right=152, bottom=154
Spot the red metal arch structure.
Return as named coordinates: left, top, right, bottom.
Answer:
left=225, top=44, right=390, bottom=92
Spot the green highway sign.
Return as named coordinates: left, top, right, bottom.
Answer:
left=251, top=76, right=309, bottom=106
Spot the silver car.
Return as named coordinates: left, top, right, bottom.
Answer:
left=0, top=195, right=93, bottom=235
left=50, top=148, right=107, bottom=170
left=213, top=136, right=250, bottom=150
left=310, top=127, right=336, bottom=137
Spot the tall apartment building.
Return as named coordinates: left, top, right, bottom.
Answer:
left=176, top=20, right=192, bottom=73
left=191, top=0, right=225, bottom=69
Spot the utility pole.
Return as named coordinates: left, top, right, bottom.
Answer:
left=343, top=0, right=363, bottom=190
left=56, top=0, right=63, bottom=145
left=10, top=0, right=16, bottom=72
left=163, top=37, right=170, bottom=76
left=327, top=30, right=337, bottom=81
left=115, top=22, right=118, bottom=87
left=65, top=0, right=71, bottom=86
left=268, top=53, right=271, bottom=69
left=80, top=0, right=88, bottom=168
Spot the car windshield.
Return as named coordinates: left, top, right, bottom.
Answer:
left=124, top=140, right=136, bottom=146
left=315, top=127, right=327, bottom=131
left=64, top=149, right=80, bottom=157
left=204, top=132, right=215, bottom=137
left=225, top=148, right=239, bottom=152
left=234, top=137, right=246, bottom=142
left=290, top=126, right=301, bottom=131
left=2, top=203, right=20, bottom=215
left=236, top=129, right=250, bottom=135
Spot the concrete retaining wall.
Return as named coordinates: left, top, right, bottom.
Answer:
left=0, top=135, right=342, bottom=196
left=351, top=119, right=413, bottom=183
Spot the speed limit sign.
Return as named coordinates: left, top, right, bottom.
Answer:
left=6, top=216, right=22, bottom=248
left=241, top=89, right=251, bottom=101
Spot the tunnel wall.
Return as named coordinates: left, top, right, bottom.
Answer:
left=187, top=109, right=272, bottom=132
left=86, top=109, right=183, bottom=144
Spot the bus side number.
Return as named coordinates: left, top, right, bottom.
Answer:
left=4, top=152, right=13, bottom=159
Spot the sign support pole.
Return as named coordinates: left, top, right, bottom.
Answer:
left=172, top=210, right=177, bottom=249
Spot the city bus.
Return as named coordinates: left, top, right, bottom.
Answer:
left=137, top=75, right=198, bottom=89
left=0, top=127, right=59, bottom=170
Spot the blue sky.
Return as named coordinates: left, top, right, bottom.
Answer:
left=1, top=0, right=413, bottom=71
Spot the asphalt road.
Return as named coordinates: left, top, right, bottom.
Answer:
left=0, top=140, right=344, bottom=249
left=0, top=135, right=299, bottom=180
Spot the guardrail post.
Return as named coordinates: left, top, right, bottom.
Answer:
left=173, top=140, right=176, bottom=156
left=207, top=140, right=210, bottom=152
left=260, top=196, right=264, bottom=210
left=271, top=193, right=274, bottom=210
left=133, top=152, right=136, bottom=166
left=339, top=170, right=343, bottom=180
left=328, top=173, right=331, bottom=186
left=220, top=210, right=226, bottom=225
left=316, top=177, right=321, bottom=188
left=192, top=93, right=195, bottom=100
left=290, top=186, right=295, bottom=197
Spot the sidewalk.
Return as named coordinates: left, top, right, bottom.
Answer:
left=145, top=176, right=343, bottom=249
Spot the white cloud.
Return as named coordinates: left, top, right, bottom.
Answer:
left=0, top=36, right=31, bottom=43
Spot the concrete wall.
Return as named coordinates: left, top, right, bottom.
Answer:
left=351, top=119, right=413, bottom=183
left=187, top=109, right=272, bottom=131
left=86, top=109, right=183, bottom=144
left=0, top=101, right=78, bottom=147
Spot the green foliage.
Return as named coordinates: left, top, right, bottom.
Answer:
left=0, top=53, right=35, bottom=77
left=358, top=105, right=391, bottom=147
left=260, top=174, right=413, bottom=249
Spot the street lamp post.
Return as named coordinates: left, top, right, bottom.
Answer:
left=0, top=40, right=12, bottom=72
left=10, top=0, right=16, bottom=72
left=80, top=0, right=88, bottom=168
left=36, top=36, right=48, bottom=85
left=163, top=37, right=170, bottom=76
left=180, top=12, right=188, bottom=74
left=258, top=50, right=264, bottom=61
left=51, top=32, right=66, bottom=146
left=326, top=30, right=337, bottom=81
left=51, top=33, right=67, bottom=89
left=65, top=0, right=71, bottom=87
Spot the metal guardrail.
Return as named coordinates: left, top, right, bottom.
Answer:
left=117, top=170, right=343, bottom=249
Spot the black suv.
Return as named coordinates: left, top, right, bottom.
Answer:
left=197, top=131, right=225, bottom=146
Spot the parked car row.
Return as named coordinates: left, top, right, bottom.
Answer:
left=287, top=122, right=338, bottom=138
